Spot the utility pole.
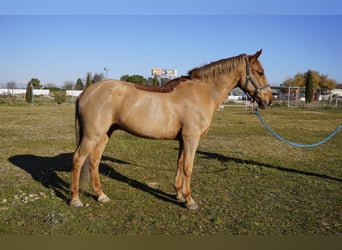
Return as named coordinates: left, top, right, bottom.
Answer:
left=104, top=67, right=110, bottom=80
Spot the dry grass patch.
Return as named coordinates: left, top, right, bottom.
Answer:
left=0, top=105, right=341, bottom=235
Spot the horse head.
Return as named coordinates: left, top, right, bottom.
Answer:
left=241, top=50, right=273, bottom=109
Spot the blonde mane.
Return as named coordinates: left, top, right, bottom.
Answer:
left=188, top=54, right=246, bottom=80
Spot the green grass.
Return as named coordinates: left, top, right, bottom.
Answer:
left=0, top=104, right=341, bottom=235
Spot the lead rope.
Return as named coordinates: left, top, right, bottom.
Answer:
left=253, top=109, right=342, bottom=148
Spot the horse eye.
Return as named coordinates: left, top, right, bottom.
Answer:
left=258, top=70, right=264, bottom=76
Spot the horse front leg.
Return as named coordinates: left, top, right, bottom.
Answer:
left=181, top=134, right=200, bottom=210
left=175, top=139, right=185, bottom=203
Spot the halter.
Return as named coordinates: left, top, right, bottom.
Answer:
left=243, top=57, right=269, bottom=102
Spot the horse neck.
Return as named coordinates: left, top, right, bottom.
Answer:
left=206, top=65, right=244, bottom=108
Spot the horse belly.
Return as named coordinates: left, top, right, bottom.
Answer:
left=117, top=98, right=180, bottom=139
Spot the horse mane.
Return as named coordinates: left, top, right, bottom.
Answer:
left=188, top=54, right=246, bottom=80
left=135, top=54, right=246, bottom=93
left=135, top=76, right=189, bottom=93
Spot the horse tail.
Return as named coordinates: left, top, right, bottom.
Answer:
left=75, top=97, right=91, bottom=189
left=75, top=97, right=81, bottom=147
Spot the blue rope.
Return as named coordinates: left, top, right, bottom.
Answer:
left=254, top=110, right=342, bottom=148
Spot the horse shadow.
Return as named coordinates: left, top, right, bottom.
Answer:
left=8, top=153, right=182, bottom=207
left=8, top=153, right=72, bottom=201
left=196, top=150, right=342, bottom=183
left=8, top=150, right=340, bottom=208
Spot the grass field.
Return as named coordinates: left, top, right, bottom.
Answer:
left=0, top=104, right=341, bottom=235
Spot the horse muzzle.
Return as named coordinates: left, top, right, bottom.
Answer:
left=255, top=89, right=273, bottom=109
left=257, top=94, right=273, bottom=109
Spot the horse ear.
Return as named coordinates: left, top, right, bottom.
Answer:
left=249, top=49, right=262, bottom=63
left=255, top=49, right=262, bottom=58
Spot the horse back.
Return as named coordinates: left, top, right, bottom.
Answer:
left=77, top=79, right=215, bottom=140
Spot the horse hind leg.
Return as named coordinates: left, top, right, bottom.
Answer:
left=70, top=138, right=98, bottom=207
left=70, top=154, right=86, bottom=207
left=89, top=134, right=111, bottom=203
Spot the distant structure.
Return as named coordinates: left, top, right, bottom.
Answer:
left=104, top=67, right=110, bottom=79
left=151, top=68, right=178, bottom=86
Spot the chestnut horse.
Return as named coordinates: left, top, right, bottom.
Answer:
left=70, top=50, right=273, bottom=209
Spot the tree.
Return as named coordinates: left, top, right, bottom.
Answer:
left=44, top=83, right=58, bottom=91
left=305, top=70, right=314, bottom=104
left=75, top=78, right=84, bottom=90
left=63, top=80, right=74, bottom=90
left=146, top=76, right=158, bottom=86
left=293, top=73, right=305, bottom=87
left=283, top=70, right=336, bottom=90
left=160, top=78, right=170, bottom=86
left=310, top=70, right=321, bottom=88
left=25, top=82, right=34, bottom=104
left=28, top=78, right=41, bottom=89
left=324, top=78, right=337, bottom=90
left=7, top=81, right=17, bottom=90
left=92, top=73, right=104, bottom=83
left=283, top=73, right=305, bottom=87
left=86, top=72, right=92, bottom=88
left=25, top=78, right=40, bottom=103
left=120, top=75, right=129, bottom=82
left=152, top=75, right=159, bottom=87
left=319, top=76, right=336, bottom=90
left=120, top=74, right=147, bottom=84
left=53, top=91, right=66, bottom=104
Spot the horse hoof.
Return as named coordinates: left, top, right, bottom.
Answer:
left=98, top=194, right=110, bottom=203
left=176, top=193, right=186, bottom=203
left=70, top=199, right=84, bottom=207
left=186, top=202, right=199, bottom=210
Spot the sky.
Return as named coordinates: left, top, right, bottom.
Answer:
left=1, top=0, right=342, bottom=15
left=1, top=1, right=342, bottom=87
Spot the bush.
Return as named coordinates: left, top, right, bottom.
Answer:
left=53, top=91, right=66, bottom=104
